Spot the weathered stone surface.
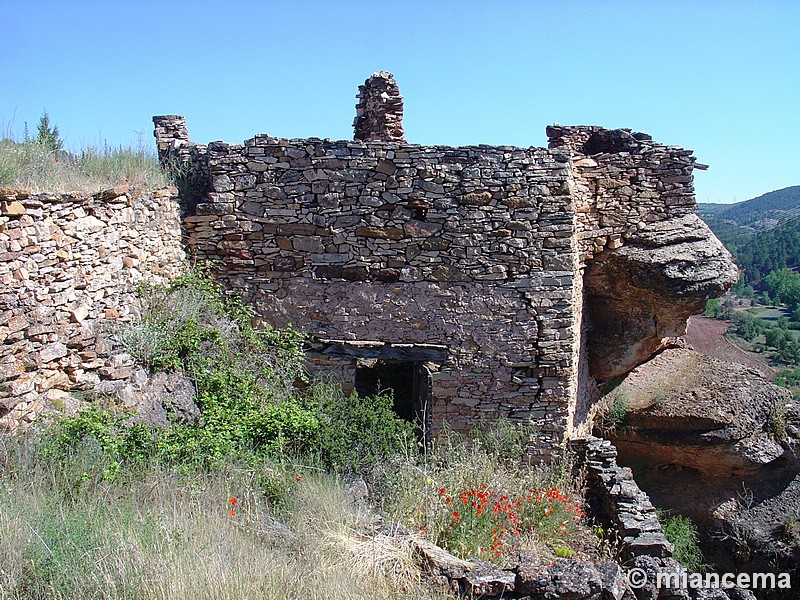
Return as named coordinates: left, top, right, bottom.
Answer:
left=0, top=187, right=185, bottom=432
left=460, top=558, right=515, bottom=597
left=606, top=348, right=793, bottom=477
left=353, top=71, right=405, bottom=143
left=585, top=215, right=738, bottom=380
left=570, top=437, right=674, bottom=561
left=1, top=200, right=26, bottom=216
left=517, top=557, right=603, bottom=598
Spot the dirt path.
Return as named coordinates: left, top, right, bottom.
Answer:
left=684, top=315, right=775, bottom=378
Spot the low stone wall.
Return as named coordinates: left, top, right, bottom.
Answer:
left=0, top=186, right=185, bottom=430
left=570, top=436, right=673, bottom=559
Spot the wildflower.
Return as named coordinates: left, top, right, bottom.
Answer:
left=439, top=488, right=446, bottom=495
left=229, top=497, right=238, bottom=506
left=229, top=509, right=236, bottom=518
left=295, top=476, right=302, bottom=482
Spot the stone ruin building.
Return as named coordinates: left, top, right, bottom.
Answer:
left=1, top=72, right=737, bottom=456
left=150, top=72, right=738, bottom=454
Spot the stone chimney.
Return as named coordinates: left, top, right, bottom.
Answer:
left=353, top=71, right=405, bottom=143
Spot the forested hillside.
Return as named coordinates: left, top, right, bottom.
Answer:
left=698, top=186, right=800, bottom=284
left=699, top=185, right=800, bottom=230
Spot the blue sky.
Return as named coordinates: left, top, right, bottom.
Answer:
left=2, top=1, right=798, bottom=203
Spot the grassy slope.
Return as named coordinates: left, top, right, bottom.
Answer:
left=0, top=138, right=169, bottom=193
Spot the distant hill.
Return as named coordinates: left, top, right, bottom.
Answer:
left=696, top=186, right=800, bottom=284
left=699, top=185, right=800, bottom=230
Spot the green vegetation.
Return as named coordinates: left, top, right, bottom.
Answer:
left=0, top=438, right=448, bottom=600
left=768, top=402, right=789, bottom=438
left=597, top=392, right=628, bottom=433
left=0, top=269, right=598, bottom=598
left=699, top=186, right=800, bottom=230
left=659, top=512, right=707, bottom=572
left=736, top=222, right=800, bottom=284
left=35, top=110, right=63, bottom=151
left=0, top=112, right=169, bottom=193
left=93, top=268, right=414, bottom=474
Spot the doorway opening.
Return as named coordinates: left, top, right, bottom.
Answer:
left=354, top=359, right=433, bottom=441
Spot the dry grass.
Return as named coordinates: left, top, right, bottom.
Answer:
left=0, top=437, right=453, bottom=600
left=0, top=138, right=170, bottom=194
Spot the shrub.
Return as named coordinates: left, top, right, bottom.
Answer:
left=40, top=404, right=156, bottom=483
left=58, top=268, right=411, bottom=475
left=311, top=383, right=415, bottom=472
left=660, top=512, right=707, bottom=572
left=768, top=402, right=789, bottom=438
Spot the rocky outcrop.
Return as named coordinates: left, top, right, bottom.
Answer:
left=413, top=533, right=754, bottom=600
left=585, top=216, right=739, bottom=381
left=600, top=348, right=800, bottom=596
left=603, top=347, right=793, bottom=478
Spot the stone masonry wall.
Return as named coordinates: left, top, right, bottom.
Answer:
left=153, top=114, right=721, bottom=452
left=178, top=135, right=581, bottom=451
left=546, top=125, right=702, bottom=261
left=0, top=186, right=185, bottom=430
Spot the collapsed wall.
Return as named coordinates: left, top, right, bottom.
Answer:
left=0, top=186, right=185, bottom=430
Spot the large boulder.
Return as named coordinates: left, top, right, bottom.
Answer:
left=599, top=348, right=800, bottom=595
left=585, top=214, right=738, bottom=381
left=603, top=347, right=792, bottom=477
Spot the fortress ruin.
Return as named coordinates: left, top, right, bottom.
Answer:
left=1, top=73, right=737, bottom=454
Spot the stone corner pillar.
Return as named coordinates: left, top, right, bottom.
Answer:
left=152, top=115, right=190, bottom=164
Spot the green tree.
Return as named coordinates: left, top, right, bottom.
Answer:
left=36, top=110, right=63, bottom=150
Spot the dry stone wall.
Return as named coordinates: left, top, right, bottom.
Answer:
left=0, top=74, right=731, bottom=453
left=547, top=125, right=700, bottom=260
left=149, top=73, right=734, bottom=453
left=0, top=186, right=185, bottom=430
left=179, top=136, right=581, bottom=451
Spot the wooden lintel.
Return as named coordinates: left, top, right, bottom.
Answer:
left=316, top=339, right=447, bottom=362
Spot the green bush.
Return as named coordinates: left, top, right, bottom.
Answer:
left=660, top=513, right=707, bottom=572
left=41, top=405, right=156, bottom=483
left=45, top=268, right=412, bottom=475
left=311, top=385, right=415, bottom=472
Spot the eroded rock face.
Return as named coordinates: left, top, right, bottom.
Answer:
left=585, top=215, right=739, bottom=381
left=604, top=347, right=792, bottom=477
left=600, top=348, right=800, bottom=594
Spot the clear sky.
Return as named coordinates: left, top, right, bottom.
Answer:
left=2, top=0, right=798, bottom=204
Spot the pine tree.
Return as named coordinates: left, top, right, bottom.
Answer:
left=36, top=111, right=62, bottom=150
